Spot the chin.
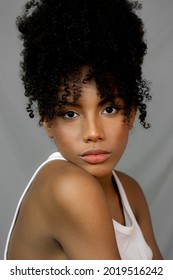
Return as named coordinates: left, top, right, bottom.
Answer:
left=82, top=164, right=114, bottom=178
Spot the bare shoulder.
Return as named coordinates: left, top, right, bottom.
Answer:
left=30, top=160, right=120, bottom=259
left=30, top=160, right=106, bottom=219
left=38, top=159, right=110, bottom=222
left=35, top=159, right=104, bottom=204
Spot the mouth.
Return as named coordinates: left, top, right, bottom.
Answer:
left=80, top=149, right=111, bottom=164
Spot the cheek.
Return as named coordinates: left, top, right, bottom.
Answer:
left=110, top=124, right=129, bottom=150
left=107, top=120, right=129, bottom=139
left=51, top=123, right=79, bottom=146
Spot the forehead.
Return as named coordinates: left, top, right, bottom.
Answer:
left=57, top=67, right=118, bottom=103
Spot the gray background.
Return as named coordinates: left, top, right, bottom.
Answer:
left=0, top=0, right=173, bottom=259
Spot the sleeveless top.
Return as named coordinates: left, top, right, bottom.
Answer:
left=4, top=152, right=153, bottom=260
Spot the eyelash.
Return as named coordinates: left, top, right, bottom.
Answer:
left=60, top=104, right=120, bottom=119
left=102, top=105, right=118, bottom=115
left=62, top=111, right=79, bottom=119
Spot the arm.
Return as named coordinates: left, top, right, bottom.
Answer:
left=117, top=171, right=163, bottom=260
left=43, top=161, right=121, bottom=260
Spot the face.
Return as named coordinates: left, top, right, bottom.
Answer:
left=44, top=80, right=135, bottom=180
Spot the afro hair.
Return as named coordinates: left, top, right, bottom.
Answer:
left=16, top=0, right=151, bottom=128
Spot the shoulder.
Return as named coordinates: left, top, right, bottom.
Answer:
left=32, top=159, right=104, bottom=204
left=41, top=159, right=102, bottom=193
left=14, top=160, right=120, bottom=259
left=31, top=159, right=110, bottom=223
left=30, top=160, right=119, bottom=259
left=28, top=159, right=110, bottom=235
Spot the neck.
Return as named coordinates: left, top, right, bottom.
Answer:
left=95, top=173, right=114, bottom=196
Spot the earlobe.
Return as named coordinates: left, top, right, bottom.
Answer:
left=43, top=121, right=54, bottom=139
left=129, top=122, right=134, bottom=130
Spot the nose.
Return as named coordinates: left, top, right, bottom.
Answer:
left=82, top=116, right=104, bottom=142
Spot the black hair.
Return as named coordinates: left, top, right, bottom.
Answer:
left=16, top=0, right=151, bottom=128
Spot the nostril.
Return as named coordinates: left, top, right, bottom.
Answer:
left=83, top=128, right=104, bottom=143
left=82, top=117, right=104, bottom=143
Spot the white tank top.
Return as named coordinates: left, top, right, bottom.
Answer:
left=4, top=152, right=153, bottom=260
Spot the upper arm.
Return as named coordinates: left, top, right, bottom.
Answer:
left=43, top=162, right=120, bottom=260
left=116, top=171, right=163, bottom=260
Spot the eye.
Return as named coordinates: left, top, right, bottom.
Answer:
left=102, top=105, right=117, bottom=115
left=62, top=111, right=79, bottom=119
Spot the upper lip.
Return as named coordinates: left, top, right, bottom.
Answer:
left=81, top=149, right=110, bottom=156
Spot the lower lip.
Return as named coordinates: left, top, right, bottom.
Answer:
left=81, top=153, right=111, bottom=164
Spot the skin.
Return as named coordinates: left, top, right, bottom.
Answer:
left=7, top=78, right=163, bottom=260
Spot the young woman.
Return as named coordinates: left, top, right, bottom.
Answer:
left=4, top=0, right=162, bottom=260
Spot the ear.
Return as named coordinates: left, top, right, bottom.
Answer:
left=43, top=120, right=54, bottom=139
left=129, top=107, right=136, bottom=130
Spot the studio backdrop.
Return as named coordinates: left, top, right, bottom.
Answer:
left=0, top=0, right=173, bottom=259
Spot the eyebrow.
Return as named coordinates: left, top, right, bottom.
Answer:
left=63, top=101, right=81, bottom=108
left=98, top=97, right=115, bottom=106
left=64, top=97, right=116, bottom=108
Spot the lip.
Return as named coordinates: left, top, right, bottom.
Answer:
left=80, top=149, right=111, bottom=164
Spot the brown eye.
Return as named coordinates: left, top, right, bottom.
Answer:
left=63, top=111, right=78, bottom=119
left=103, top=106, right=117, bottom=115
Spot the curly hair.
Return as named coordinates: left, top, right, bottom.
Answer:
left=16, top=0, right=151, bottom=128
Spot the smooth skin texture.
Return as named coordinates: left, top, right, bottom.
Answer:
left=7, top=80, right=162, bottom=259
